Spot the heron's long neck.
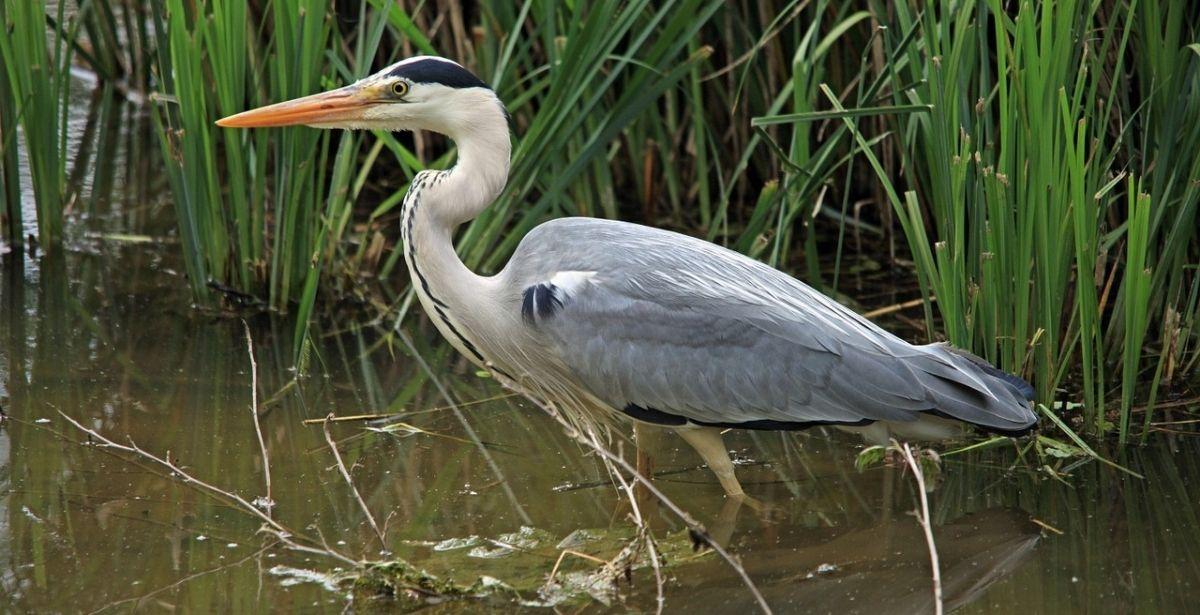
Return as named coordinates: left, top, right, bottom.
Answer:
left=436, top=118, right=511, bottom=227
left=404, top=106, right=511, bottom=262
left=400, top=105, right=510, bottom=345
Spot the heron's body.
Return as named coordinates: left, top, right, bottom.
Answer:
left=220, top=56, right=1038, bottom=497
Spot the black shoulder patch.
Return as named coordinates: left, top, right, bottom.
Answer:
left=622, top=404, right=688, bottom=426
left=388, top=58, right=489, bottom=90
left=521, top=283, right=564, bottom=325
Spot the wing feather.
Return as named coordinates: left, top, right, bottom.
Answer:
left=507, top=218, right=1036, bottom=433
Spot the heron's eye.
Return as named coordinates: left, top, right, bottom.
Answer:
left=391, top=81, right=410, bottom=98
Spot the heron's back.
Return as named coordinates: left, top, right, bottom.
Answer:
left=501, top=217, right=1037, bottom=436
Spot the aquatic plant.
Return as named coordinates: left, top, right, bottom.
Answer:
left=0, top=0, right=162, bottom=247
left=0, top=0, right=78, bottom=246
left=4, top=0, right=1197, bottom=438
left=753, top=0, right=1200, bottom=439
left=150, top=0, right=388, bottom=361
left=0, top=32, right=19, bottom=245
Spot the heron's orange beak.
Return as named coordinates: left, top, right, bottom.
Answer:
left=216, top=86, right=373, bottom=128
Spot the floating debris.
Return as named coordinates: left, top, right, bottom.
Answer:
left=432, top=535, right=482, bottom=551
left=352, top=560, right=519, bottom=609
left=804, top=562, right=839, bottom=579
left=468, top=526, right=553, bottom=559
left=21, top=506, right=44, bottom=524
left=550, top=481, right=578, bottom=493
left=269, top=565, right=352, bottom=594
left=252, top=496, right=276, bottom=512
left=556, top=529, right=602, bottom=550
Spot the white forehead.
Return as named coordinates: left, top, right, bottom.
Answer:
left=388, top=56, right=461, bottom=71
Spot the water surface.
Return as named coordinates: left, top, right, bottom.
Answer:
left=1, top=89, right=1198, bottom=615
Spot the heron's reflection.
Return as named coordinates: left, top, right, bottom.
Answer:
left=673, top=505, right=1039, bottom=614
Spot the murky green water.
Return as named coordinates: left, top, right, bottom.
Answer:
left=2, top=90, right=1199, bottom=614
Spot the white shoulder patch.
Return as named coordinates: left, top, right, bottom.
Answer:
left=549, top=271, right=597, bottom=295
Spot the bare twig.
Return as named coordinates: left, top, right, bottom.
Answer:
left=863, top=295, right=936, bottom=319
left=243, top=322, right=274, bottom=515
left=489, top=370, right=772, bottom=615
left=547, top=549, right=608, bottom=581
left=322, top=413, right=387, bottom=550
left=298, top=393, right=519, bottom=424
left=303, top=413, right=393, bottom=425
left=607, top=448, right=666, bottom=615
left=58, top=409, right=283, bottom=530
left=55, top=409, right=359, bottom=568
left=259, top=527, right=358, bottom=567
left=898, top=441, right=943, bottom=615
left=644, top=528, right=666, bottom=615
left=1030, top=517, right=1064, bottom=535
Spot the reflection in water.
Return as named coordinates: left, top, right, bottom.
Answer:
left=1, top=81, right=1199, bottom=615
left=668, top=508, right=1039, bottom=614
left=0, top=418, right=10, bottom=598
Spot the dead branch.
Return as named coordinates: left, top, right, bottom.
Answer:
left=323, top=413, right=387, bottom=550
left=607, top=446, right=666, bottom=615
left=243, top=322, right=274, bottom=514
left=55, top=408, right=359, bottom=568
left=298, top=392, right=519, bottom=425
left=899, top=441, right=943, bottom=615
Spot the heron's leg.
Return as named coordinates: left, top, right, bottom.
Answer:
left=633, top=422, right=664, bottom=508
left=708, top=495, right=747, bottom=548
left=633, top=422, right=663, bottom=481
left=676, top=426, right=744, bottom=497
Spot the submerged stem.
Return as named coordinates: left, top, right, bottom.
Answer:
left=899, top=441, right=943, bottom=615
left=323, top=413, right=387, bottom=551
left=243, top=322, right=274, bottom=514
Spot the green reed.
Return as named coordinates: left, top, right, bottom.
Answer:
left=0, top=0, right=79, bottom=247
left=75, top=0, right=154, bottom=94
left=1, top=0, right=156, bottom=247
left=0, top=34, right=18, bottom=245
left=755, top=0, right=1199, bottom=437
left=149, top=0, right=390, bottom=358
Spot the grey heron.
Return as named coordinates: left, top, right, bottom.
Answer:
left=218, top=56, right=1037, bottom=497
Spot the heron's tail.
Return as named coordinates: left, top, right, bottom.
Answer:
left=917, top=343, right=1038, bottom=436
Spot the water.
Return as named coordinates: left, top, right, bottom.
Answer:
left=2, top=92, right=1199, bottom=615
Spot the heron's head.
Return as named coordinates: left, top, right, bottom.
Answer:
left=216, top=56, right=505, bottom=137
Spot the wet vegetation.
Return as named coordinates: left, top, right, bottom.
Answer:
left=3, top=0, right=1197, bottom=435
left=1, top=0, right=1199, bottom=612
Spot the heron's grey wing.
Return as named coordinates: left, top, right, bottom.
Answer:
left=528, top=280, right=919, bottom=426
left=511, top=218, right=1035, bottom=432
